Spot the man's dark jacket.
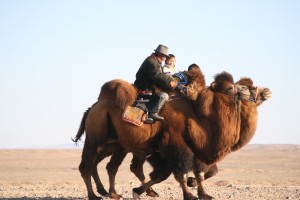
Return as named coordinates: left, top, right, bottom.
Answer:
left=134, top=55, right=174, bottom=92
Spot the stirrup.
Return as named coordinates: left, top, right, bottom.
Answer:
left=148, top=113, right=164, bottom=121
left=144, top=118, right=154, bottom=124
left=135, top=98, right=150, bottom=103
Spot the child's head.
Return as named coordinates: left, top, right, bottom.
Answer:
left=165, top=54, right=176, bottom=67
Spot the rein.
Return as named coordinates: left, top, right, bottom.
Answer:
left=169, top=94, right=184, bottom=101
left=248, top=87, right=259, bottom=103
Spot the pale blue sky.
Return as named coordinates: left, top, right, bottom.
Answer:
left=0, top=1, right=299, bottom=148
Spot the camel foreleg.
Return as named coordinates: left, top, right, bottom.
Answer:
left=132, top=152, right=171, bottom=199
left=192, top=162, right=217, bottom=200
left=174, top=172, right=198, bottom=200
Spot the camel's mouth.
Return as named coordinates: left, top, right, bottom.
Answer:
left=261, top=89, right=272, bottom=100
left=250, top=86, right=272, bottom=102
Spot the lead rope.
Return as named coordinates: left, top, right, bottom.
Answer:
left=254, top=87, right=259, bottom=102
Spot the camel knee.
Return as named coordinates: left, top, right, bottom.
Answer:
left=130, top=158, right=144, bottom=175
left=205, top=165, right=218, bottom=179
left=79, top=147, right=97, bottom=177
left=79, top=160, right=93, bottom=177
left=106, top=161, right=119, bottom=175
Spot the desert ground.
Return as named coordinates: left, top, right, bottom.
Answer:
left=0, top=144, right=299, bottom=200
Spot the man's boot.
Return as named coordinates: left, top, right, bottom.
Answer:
left=148, top=112, right=164, bottom=121
left=147, top=94, right=168, bottom=121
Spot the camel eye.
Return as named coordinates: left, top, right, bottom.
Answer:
left=250, top=89, right=256, bottom=93
left=227, top=87, right=233, bottom=91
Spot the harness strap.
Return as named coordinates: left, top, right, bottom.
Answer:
left=248, top=87, right=259, bottom=102
left=254, top=87, right=259, bottom=102
left=169, top=94, right=184, bottom=101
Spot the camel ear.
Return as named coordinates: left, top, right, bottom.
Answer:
left=210, top=82, right=217, bottom=89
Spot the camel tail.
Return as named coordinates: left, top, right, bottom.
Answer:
left=72, top=106, right=93, bottom=144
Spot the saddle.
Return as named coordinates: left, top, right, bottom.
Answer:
left=122, top=72, right=188, bottom=126
left=122, top=96, right=151, bottom=126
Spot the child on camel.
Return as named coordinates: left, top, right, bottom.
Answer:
left=163, top=54, right=180, bottom=75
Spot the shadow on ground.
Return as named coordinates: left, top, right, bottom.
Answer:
left=0, top=198, right=84, bottom=200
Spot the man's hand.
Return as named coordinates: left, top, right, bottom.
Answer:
left=175, top=83, right=187, bottom=95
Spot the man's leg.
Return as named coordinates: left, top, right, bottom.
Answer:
left=147, top=92, right=169, bottom=121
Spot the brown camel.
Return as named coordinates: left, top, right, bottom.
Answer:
left=187, top=77, right=272, bottom=198
left=74, top=70, right=250, bottom=200
left=76, top=75, right=271, bottom=200
left=106, top=77, right=271, bottom=199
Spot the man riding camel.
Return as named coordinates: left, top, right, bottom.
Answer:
left=134, top=44, right=178, bottom=123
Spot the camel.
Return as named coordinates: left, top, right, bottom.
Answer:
left=77, top=79, right=270, bottom=200
left=99, top=79, right=271, bottom=200
left=74, top=68, right=251, bottom=200
left=186, top=77, right=272, bottom=198
left=129, top=77, right=271, bottom=200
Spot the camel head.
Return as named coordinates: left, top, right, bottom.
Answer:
left=185, top=64, right=206, bottom=87
left=236, top=77, right=272, bottom=106
left=210, top=71, right=250, bottom=100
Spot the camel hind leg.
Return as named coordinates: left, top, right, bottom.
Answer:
left=132, top=152, right=172, bottom=198
left=79, top=100, right=111, bottom=200
left=79, top=142, right=102, bottom=200
left=91, top=144, right=117, bottom=197
left=130, top=154, right=159, bottom=197
left=106, top=145, right=127, bottom=199
left=91, top=141, right=127, bottom=199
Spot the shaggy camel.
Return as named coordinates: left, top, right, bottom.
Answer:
left=186, top=77, right=272, bottom=198
left=74, top=69, right=250, bottom=200
left=129, top=76, right=271, bottom=200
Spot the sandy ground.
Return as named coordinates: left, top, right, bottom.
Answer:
left=0, top=144, right=299, bottom=200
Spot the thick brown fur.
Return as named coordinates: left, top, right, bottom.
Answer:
left=214, top=71, right=234, bottom=83
left=98, top=79, right=138, bottom=111
left=188, top=77, right=272, bottom=196
left=184, top=66, right=206, bottom=101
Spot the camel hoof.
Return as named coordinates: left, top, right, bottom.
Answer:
left=185, top=197, right=198, bottom=200
left=132, top=190, right=140, bottom=200
left=198, top=194, right=214, bottom=200
left=146, top=187, right=159, bottom=197
left=185, top=193, right=199, bottom=200
left=88, top=194, right=103, bottom=200
left=97, top=187, right=109, bottom=197
left=109, top=192, right=123, bottom=199
left=187, top=177, right=198, bottom=187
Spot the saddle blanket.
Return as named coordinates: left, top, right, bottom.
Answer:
left=122, top=106, right=146, bottom=126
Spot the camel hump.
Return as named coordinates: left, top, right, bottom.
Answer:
left=98, top=79, right=138, bottom=110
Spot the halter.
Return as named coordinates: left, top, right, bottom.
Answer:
left=249, top=86, right=259, bottom=102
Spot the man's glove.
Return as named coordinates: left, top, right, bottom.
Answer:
left=175, top=83, right=187, bottom=96
left=175, top=83, right=184, bottom=90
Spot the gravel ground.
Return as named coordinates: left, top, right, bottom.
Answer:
left=0, top=146, right=299, bottom=200
left=0, top=183, right=300, bottom=199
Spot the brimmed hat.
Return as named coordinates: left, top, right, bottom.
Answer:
left=154, top=44, right=169, bottom=57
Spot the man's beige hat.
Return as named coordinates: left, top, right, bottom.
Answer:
left=154, top=44, right=169, bottom=57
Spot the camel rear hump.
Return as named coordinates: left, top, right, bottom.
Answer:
left=98, top=79, right=138, bottom=110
